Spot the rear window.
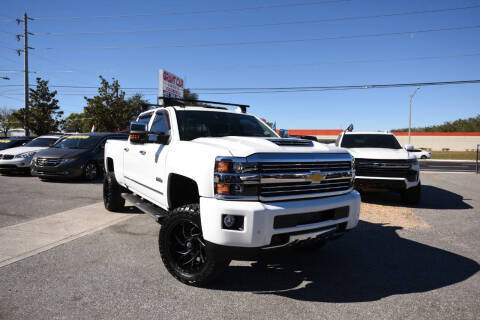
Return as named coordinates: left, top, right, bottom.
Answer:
left=340, top=134, right=402, bottom=149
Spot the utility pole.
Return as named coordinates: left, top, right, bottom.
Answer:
left=408, top=87, right=420, bottom=144
left=16, top=13, right=34, bottom=136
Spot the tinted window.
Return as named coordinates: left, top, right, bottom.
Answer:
left=53, top=135, right=103, bottom=149
left=0, top=139, right=28, bottom=149
left=148, top=112, right=170, bottom=143
left=24, top=137, right=59, bottom=147
left=176, top=110, right=277, bottom=141
left=340, top=134, right=402, bottom=149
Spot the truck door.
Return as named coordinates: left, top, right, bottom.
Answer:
left=123, top=112, right=153, bottom=194
left=139, top=110, right=171, bottom=208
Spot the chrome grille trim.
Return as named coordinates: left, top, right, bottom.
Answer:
left=252, top=153, right=354, bottom=201
left=36, top=157, right=62, bottom=167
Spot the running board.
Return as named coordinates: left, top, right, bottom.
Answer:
left=121, top=193, right=167, bottom=223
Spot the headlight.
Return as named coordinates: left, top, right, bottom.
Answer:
left=15, top=151, right=36, bottom=159
left=214, top=157, right=259, bottom=198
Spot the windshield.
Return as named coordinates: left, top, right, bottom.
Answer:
left=53, top=135, right=102, bottom=149
left=0, top=139, right=22, bottom=148
left=176, top=110, right=277, bottom=141
left=341, top=134, right=402, bottom=149
left=24, top=137, right=59, bottom=147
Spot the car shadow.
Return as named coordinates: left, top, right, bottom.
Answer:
left=116, top=205, right=143, bottom=214
left=0, top=171, right=31, bottom=177
left=211, top=221, right=479, bottom=302
left=360, top=185, right=472, bottom=210
left=38, top=177, right=104, bottom=185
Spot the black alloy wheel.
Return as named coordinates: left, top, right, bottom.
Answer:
left=159, top=204, right=230, bottom=286
left=84, top=162, right=98, bottom=180
left=169, top=219, right=207, bottom=275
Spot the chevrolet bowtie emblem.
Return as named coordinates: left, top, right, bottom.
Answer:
left=307, top=172, right=326, bottom=183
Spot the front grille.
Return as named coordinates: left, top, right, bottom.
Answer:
left=258, top=160, right=353, bottom=200
left=0, top=154, right=14, bottom=160
left=36, top=158, right=62, bottom=167
left=274, top=206, right=349, bottom=229
left=268, top=138, right=313, bottom=147
left=355, top=159, right=414, bottom=178
left=260, top=161, right=352, bottom=173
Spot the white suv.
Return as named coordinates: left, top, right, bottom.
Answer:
left=336, top=131, right=421, bottom=204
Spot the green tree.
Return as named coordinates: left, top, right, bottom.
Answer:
left=393, top=114, right=480, bottom=132
left=63, top=112, right=92, bottom=133
left=83, top=76, right=148, bottom=132
left=12, top=77, right=64, bottom=135
left=0, top=107, right=21, bottom=136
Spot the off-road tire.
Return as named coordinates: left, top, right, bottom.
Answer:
left=159, top=204, right=230, bottom=287
left=401, top=182, right=421, bottom=205
left=103, top=172, right=125, bottom=211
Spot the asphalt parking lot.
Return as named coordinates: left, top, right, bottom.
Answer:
left=0, top=171, right=479, bottom=319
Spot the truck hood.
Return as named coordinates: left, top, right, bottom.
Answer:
left=35, top=148, right=88, bottom=159
left=192, top=136, right=347, bottom=157
left=346, top=147, right=412, bottom=160
left=0, top=146, right=48, bottom=155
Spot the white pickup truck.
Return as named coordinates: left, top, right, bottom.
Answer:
left=104, top=101, right=360, bottom=286
left=336, top=131, right=421, bottom=204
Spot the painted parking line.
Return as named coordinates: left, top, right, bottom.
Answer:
left=0, top=202, right=139, bottom=268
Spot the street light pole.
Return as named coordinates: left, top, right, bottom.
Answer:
left=408, top=87, right=420, bottom=144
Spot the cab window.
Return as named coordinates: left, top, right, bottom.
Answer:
left=148, top=111, right=170, bottom=143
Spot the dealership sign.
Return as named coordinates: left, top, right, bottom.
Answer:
left=158, top=69, right=184, bottom=104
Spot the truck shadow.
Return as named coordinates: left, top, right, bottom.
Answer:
left=212, top=221, right=479, bottom=302
left=361, top=185, right=472, bottom=210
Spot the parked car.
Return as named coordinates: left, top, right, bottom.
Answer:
left=31, top=133, right=127, bottom=180
left=103, top=101, right=360, bottom=286
left=0, top=134, right=63, bottom=174
left=0, top=136, right=32, bottom=151
left=410, top=148, right=431, bottom=159
left=336, top=130, right=421, bottom=204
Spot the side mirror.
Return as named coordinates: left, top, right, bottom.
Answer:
left=405, top=144, right=414, bottom=151
left=130, top=122, right=147, bottom=144
left=155, top=133, right=170, bottom=145
left=279, top=129, right=289, bottom=138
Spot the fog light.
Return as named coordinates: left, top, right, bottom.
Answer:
left=223, top=215, right=236, bottom=228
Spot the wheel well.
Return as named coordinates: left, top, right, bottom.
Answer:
left=106, top=158, right=114, bottom=172
left=168, top=174, right=199, bottom=209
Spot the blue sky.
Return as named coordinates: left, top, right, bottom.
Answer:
left=1, top=0, right=479, bottom=130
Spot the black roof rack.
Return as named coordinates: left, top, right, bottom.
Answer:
left=141, top=97, right=250, bottom=113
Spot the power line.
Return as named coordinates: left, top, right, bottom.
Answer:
left=35, top=24, right=480, bottom=51
left=190, top=80, right=480, bottom=91
left=1, top=79, right=479, bottom=92
left=31, top=5, right=480, bottom=37
left=28, top=0, right=350, bottom=21
left=12, top=52, right=480, bottom=73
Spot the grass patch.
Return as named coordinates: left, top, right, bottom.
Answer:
left=430, top=151, right=477, bottom=160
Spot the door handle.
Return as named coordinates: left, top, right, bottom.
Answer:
left=124, top=147, right=129, bottom=152
left=139, top=150, right=146, bottom=155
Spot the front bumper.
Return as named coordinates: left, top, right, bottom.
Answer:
left=31, top=162, right=84, bottom=178
left=200, top=190, right=361, bottom=248
left=0, top=158, right=32, bottom=170
left=354, top=175, right=420, bottom=191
